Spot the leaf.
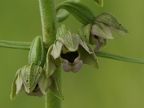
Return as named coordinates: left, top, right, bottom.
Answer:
left=57, top=2, right=95, bottom=25
left=94, top=0, right=103, bottom=7
left=96, top=51, right=144, bottom=64
left=57, top=9, right=70, bottom=22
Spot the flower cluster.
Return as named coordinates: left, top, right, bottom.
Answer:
left=10, top=12, right=128, bottom=100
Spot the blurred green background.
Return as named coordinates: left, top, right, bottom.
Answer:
left=0, top=0, right=144, bottom=108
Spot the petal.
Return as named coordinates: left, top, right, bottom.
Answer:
left=79, top=46, right=99, bottom=68
left=72, top=60, right=83, bottom=72
left=56, top=25, right=80, bottom=51
left=38, top=75, right=51, bottom=95
left=10, top=69, right=23, bottom=100
left=46, top=45, right=59, bottom=77
left=51, top=41, right=63, bottom=59
left=26, top=89, right=43, bottom=97
left=95, top=12, right=128, bottom=34
left=79, top=39, right=93, bottom=54
left=15, top=73, right=23, bottom=94
left=61, top=59, right=73, bottom=72
left=91, top=23, right=113, bottom=39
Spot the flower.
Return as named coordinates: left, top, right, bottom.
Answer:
left=79, top=12, right=128, bottom=51
left=10, top=63, right=51, bottom=100
left=45, top=25, right=99, bottom=77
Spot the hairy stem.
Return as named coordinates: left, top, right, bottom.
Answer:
left=38, top=0, right=61, bottom=108
left=38, top=0, right=57, bottom=48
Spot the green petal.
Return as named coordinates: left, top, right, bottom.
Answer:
left=51, top=41, right=63, bottom=59
left=79, top=39, right=92, bottom=54
left=92, top=23, right=113, bottom=39
left=45, top=45, right=58, bottom=77
left=38, top=74, right=51, bottom=95
left=21, top=64, right=43, bottom=93
left=15, top=72, right=23, bottom=94
left=79, top=46, right=99, bottom=68
left=49, top=74, right=64, bottom=100
left=10, top=69, right=21, bottom=100
left=57, top=25, right=80, bottom=51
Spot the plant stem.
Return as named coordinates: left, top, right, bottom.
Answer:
left=45, top=70, right=61, bottom=108
left=38, top=0, right=57, bottom=48
left=38, top=0, right=61, bottom=108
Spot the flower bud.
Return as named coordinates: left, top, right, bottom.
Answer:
left=79, top=12, right=128, bottom=51
left=28, top=36, right=46, bottom=66
left=10, top=63, right=51, bottom=100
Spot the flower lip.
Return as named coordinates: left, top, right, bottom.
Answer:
left=61, top=51, right=79, bottom=63
left=31, top=84, right=41, bottom=93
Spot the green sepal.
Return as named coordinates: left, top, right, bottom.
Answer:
left=10, top=70, right=20, bottom=100
left=28, top=36, right=46, bottom=66
left=95, top=13, right=128, bottom=34
left=79, top=40, right=99, bottom=68
left=49, top=73, right=64, bottom=100
left=57, top=2, right=95, bottom=24
left=57, top=9, right=70, bottom=22
left=94, top=0, right=103, bottom=7
left=21, top=64, right=44, bottom=93
left=45, top=45, right=59, bottom=77
left=79, top=24, right=91, bottom=44
left=56, top=24, right=80, bottom=51
left=92, top=22, right=113, bottom=39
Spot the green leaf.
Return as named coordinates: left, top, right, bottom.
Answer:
left=57, top=2, right=95, bottom=25
left=0, top=40, right=30, bottom=50
left=94, top=0, right=103, bottom=7
left=96, top=51, right=144, bottom=64
left=57, top=9, right=70, bottom=22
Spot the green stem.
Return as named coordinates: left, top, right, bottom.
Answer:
left=38, top=0, right=61, bottom=108
left=38, top=0, right=57, bottom=48
left=45, top=70, right=61, bottom=108
left=0, top=40, right=30, bottom=50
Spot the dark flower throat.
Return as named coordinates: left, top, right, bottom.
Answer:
left=61, top=51, right=79, bottom=63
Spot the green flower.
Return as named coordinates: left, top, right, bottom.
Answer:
left=10, top=63, right=51, bottom=99
left=79, top=12, right=128, bottom=51
left=45, top=25, right=99, bottom=77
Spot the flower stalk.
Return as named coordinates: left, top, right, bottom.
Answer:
left=38, top=0, right=61, bottom=108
